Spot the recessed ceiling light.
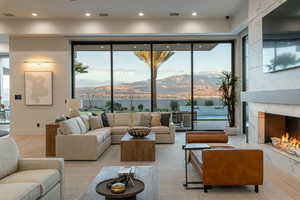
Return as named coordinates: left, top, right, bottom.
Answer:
left=85, top=13, right=91, bottom=17
left=192, top=12, right=197, bottom=16
left=138, top=12, right=144, bottom=17
left=32, top=13, right=38, bottom=17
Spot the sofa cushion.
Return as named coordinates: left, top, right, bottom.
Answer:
left=59, top=118, right=81, bottom=135
left=140, top=113, right=151, bottom=127
left=132, top=113, right=142, bottom=126
left=0, top=137, right=19, bottom=179
left=86, top=128, right=111, bottom=143
left=111, top=126, right=129, bottom=135
left=75, top=117, right=88, bottom=134
left=114, top=113, right=132, bottom=126
left=0, top=169, right=60, bottom=195
left=151, top=113, right=161, bottom=126
left=90, top=115, right=103, bottom=130
left=151, top=126, right=169, bottom=134
left=106, top=113, right=114, bottom=127
left=0, top=183, right=41, bottom=200
left=80, top=114, right=91, bottom=130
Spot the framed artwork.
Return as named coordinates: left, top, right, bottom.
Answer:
left=25, top=71, right=53, bottom=105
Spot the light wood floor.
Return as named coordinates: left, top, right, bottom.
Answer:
left=12, top=133, right=300, bottom=200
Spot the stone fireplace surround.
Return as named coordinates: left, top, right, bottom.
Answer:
left=246, top=103, right=300, bottom=180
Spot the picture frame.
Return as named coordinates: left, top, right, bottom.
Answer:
left=25, top=71, right=53, bottom=105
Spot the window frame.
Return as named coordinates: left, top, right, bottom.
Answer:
left=71, top=40, right=235, bottom=131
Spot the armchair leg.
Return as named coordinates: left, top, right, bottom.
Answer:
left=255, top=185, right=259, bottom=193
left=204, top=185, right=208, bottom=193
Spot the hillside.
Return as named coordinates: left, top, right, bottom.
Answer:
left=76, top=71, right=222, bottom=99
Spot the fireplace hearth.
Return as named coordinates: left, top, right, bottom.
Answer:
left=259, top=112, right=300, bottom=157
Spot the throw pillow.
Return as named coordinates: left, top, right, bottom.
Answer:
left=160, top=113, right=171, bottom=126
left=151, top=113, right=161, bottom=127
left=101, top=112, right=110, bottom=127
left=80, top=115, right=90, bottom=130
left=140, top=114, right=151, bottom=127
left=59, top=118, right=81, bottom=135
left=90, top=115, right=104, bottom=130
left=75, top=117, right=88, bottom=134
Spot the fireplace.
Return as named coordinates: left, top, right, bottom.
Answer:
left=258, top=112, right=300, bottom=157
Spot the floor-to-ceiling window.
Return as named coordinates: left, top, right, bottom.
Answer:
left=193, top=42, right=233, bottom=130
left=72, top=41, right=234, bottom=131
left=113, top=44, right=151, bottom=112
left=73, top=45, right=112, bottom=113
left=153, top=43, right=192, bottom=129
left=0, top=55, right=10, bottom=124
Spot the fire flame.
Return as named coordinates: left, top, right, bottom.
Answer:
left=280, top=133, right=300, bottom=149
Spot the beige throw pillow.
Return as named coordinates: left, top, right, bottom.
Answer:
left=59, top=118, right=82, bottom=135
left=151, top=114, right=161, bottom=126
left=80, top=115, right=90, bottom=130
left=140, top=114, right=151, bottom=127
left=90, top=115, right=104, bottom=130
left=75, top=117, right=88, bottom=134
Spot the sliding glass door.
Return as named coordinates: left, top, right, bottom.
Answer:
left=193, top=43, right=232, bottom=130
left=72, top=41, right=234, bottom=131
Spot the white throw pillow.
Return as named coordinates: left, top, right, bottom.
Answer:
left=59, top=118, right=81, bottom=135
left=90, top=115, right=104, bottom=130
left=80, top=115, right=90, bottom=130
left=0, top=137, right=20, bottom=179
left=75, top=117, right=88, bottom=134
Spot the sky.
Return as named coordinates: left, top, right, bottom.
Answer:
left=75, top=43, right=232, bottom=88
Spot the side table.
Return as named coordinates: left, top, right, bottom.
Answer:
left=182, top=143, right=211, bottom=189
left=46, top=123, right=59, bottom=157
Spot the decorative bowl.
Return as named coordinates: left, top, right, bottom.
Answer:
left=127, top=128, right=151, bottom=137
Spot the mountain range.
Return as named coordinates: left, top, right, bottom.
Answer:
left=76, top=71, right=223, bottom=100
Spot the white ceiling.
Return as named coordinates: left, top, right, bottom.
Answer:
left=0, top=0, right=245, bottom=19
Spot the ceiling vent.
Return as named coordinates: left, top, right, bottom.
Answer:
left=99, top=13, right=109, bottom=17
left=169, top=12, right=180, bottom=17
left=2, top=13, right=15, bottom=17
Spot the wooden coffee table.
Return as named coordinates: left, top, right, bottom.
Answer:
left=79, top=166, right=159, bottom=200
left=121, top=133, right=155, bottom=162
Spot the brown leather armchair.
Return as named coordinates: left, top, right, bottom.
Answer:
left=186, top=132, right=264, bottom=193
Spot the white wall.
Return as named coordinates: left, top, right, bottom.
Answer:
left=10, top=37, right=71, bottom=135
left=231, top=0, right=248, bottom=34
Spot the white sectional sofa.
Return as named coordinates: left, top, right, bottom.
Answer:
left=56, top=112, right=175, bottom=161
left=0, top=137, right=64, bottom=200
left=106, top=112, right=175, bottom=144
left=56, top=117, right=111, bottom=161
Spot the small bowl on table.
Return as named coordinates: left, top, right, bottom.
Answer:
left=127, top=128, right=151, bottom=137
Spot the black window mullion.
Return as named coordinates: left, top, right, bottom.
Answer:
left=150, top=43, right=154, bottom=112
left=191, top=43, right=194, bottom=130
left=110, top=44, right=114, bottom=113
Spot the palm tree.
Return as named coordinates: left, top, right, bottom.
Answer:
left=134, top=51, right=174, bottom=109
left=74, top=60, right=89, bottom=74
